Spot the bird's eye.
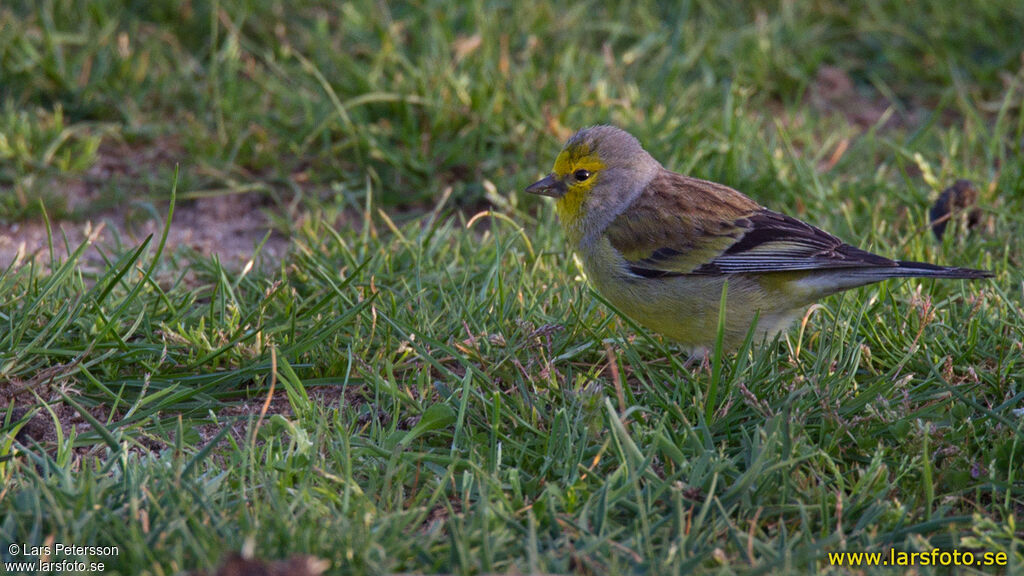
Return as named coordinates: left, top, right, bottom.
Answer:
left=573, top=169, right=592, bottom=182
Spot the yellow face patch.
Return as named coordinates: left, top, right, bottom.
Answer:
left=552, top=143, right=606, bottom=226
left=553, top=143, right=606, bottom=178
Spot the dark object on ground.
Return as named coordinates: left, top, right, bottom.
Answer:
left=930, top=179, right=982, bottom=240
left=191, top=553, right=329, bottom=576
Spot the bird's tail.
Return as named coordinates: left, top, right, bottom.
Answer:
left=887, top=260, right=993, bottom=280
left=793, top=260, right=992, bottom=298
left=827, top=261, right=993, bottom=285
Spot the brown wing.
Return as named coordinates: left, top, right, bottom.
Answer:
left=605, top=171, right=896, bottom=278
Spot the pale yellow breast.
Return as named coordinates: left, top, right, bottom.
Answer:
left=575, top=237, right=809, bottom=350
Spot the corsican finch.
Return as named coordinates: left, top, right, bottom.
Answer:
left=526, top=125, right=991, bottom=351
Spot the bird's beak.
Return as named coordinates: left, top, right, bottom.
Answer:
left=525, top=174, right=567, bottom=198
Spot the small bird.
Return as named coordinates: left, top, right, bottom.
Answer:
left=526, top=125, right=991, bottom=352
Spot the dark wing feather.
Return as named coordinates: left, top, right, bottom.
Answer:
left=689, top=210, right=897, bottom=274
left=604, top=171, right=896, bottom=278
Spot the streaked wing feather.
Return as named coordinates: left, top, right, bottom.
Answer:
left=605, top=174, right=896, bottom=277
left=605, top=172, right=759, bottom=275
left=691, top=210, right=896, bottom=274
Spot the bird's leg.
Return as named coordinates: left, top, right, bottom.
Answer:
left=680, top=346, right=711, bottom=371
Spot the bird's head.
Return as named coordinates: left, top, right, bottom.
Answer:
left=526, top=125, right=660, bottom=233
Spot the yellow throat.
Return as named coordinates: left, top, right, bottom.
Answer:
left=552, top=144, right=605, bottom=237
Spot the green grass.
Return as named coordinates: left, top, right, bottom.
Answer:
left=2, top=0, right=1024, bottom=574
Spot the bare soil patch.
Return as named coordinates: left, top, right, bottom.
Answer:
left=1, top=139, right=289, bottom=270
